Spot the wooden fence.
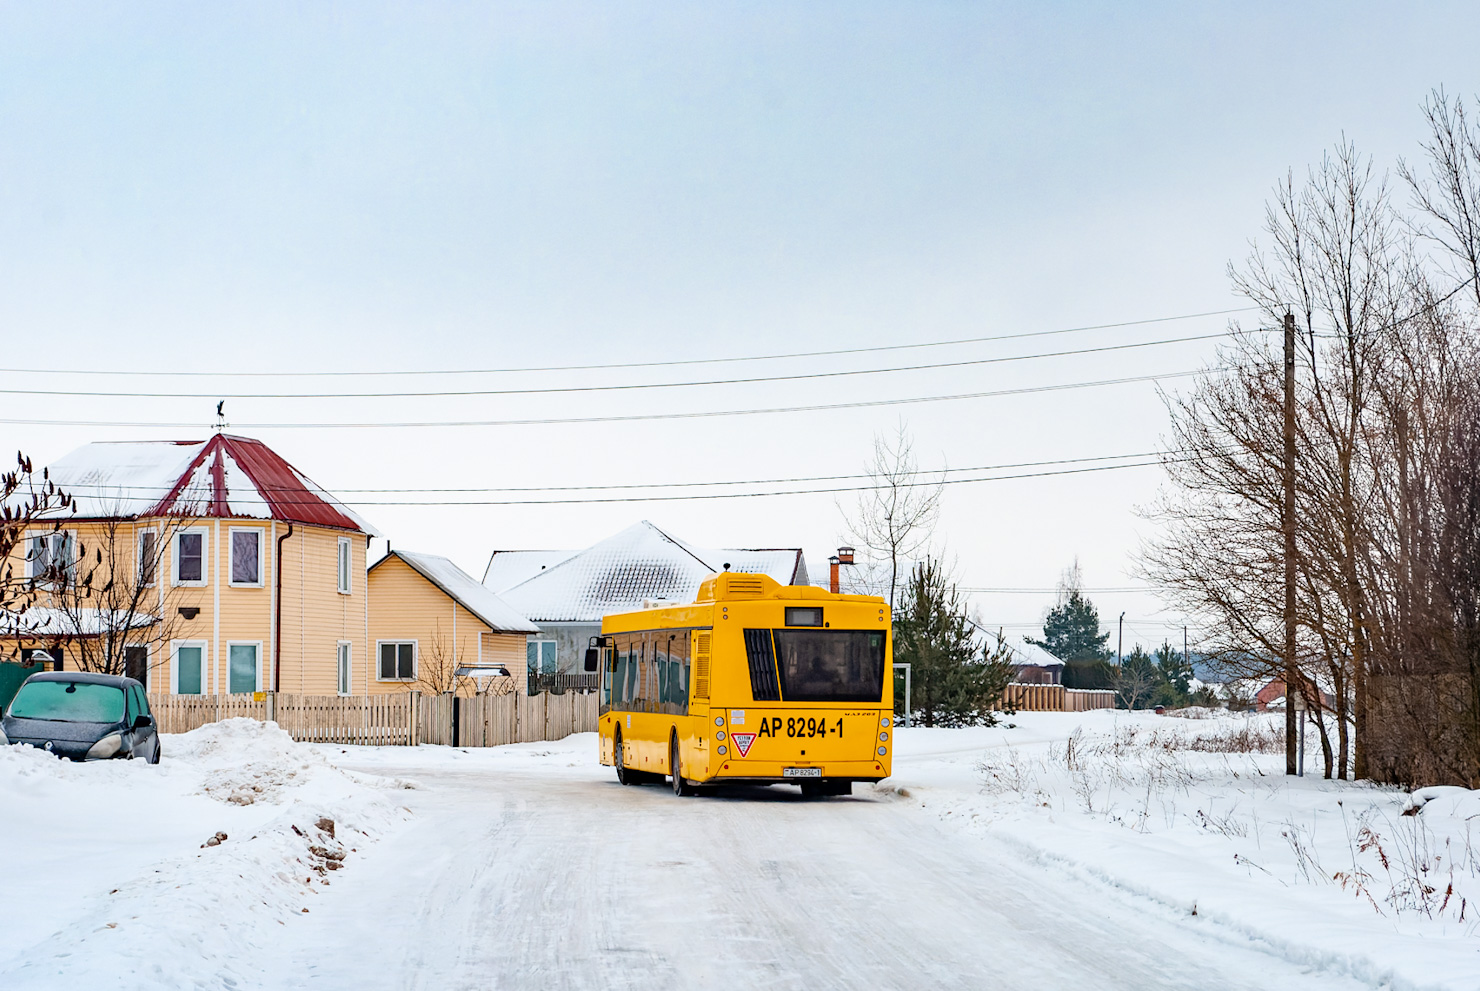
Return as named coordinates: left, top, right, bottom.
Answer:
left=455, top=690, right=600, bottom=747
left=146, top=689, right=597, bottom=747
left=998, top=684, right=1117, bottom=712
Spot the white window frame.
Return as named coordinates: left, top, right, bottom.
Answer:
left=172, top=528, right=210, bottom=588
left=25, top=528, right=75, bottom=586
left=376, top=639, right=417, bottom=683
left=337, top=641, right=353, bottom=696
left=227, top=527, right=265, bottom=588
left=170, top=639, right=210, bottom=695
left=136, top=527, right=159, bottom=588
left=226, top=640, right=263, bottom=694
left=337, top=536, right=353, bottom=595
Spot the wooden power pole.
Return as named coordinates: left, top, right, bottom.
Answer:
left=1283, top=310, right=1298, bottom=776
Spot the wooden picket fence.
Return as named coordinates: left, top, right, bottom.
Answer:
left=146, top=689, right=598, bottom=747
left=998, top=683, right=1117, bottom=712
left=454, top=690, right=600, bottom=748
left=275, top=693, right=415, bottom=746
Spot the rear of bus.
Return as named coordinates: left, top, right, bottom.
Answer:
left=706, top=574, right=892, bottom=794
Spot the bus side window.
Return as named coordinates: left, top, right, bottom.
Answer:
left=655, top=635, right=669, bottom=714
left=613, top=635, right=631, bottom=709
left=669, top=634, right=688, bottom=714
left=627, top=639, right=640, bottom=708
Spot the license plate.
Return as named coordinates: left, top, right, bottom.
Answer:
left=782, top=767, right=822, bottom=778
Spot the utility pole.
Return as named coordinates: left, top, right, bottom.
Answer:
left=1117, top=612, right=1125, bottom=664
left=1283, top=310, right=1298, bottom=776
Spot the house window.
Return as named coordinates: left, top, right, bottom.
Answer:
left=172, top=642, right=207, bottom=695
left=228, top=643, right=260, bottom=694
left=174, top=531, right=207, bottom=586
left=337, top=537, right=353, bottom=594
left=21, top=647, right=61, bottom=671
left=527, top=639, right=557, bottom=675
left=124, top=645, right=149, bottom=685
left=137, top=530, right=159, bottom=587
left=26, top=531, right=74, bottom=586
left=230, top=529, right=262, bottom=586
left=337, top=642, right=352, bottom=696
left=378, top=641, right=415, bottom=681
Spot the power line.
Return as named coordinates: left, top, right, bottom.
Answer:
left=0, top=333, right=1232, bottom=400
left=56, top=455, right=1192, bottom=508
left=0, top=306, right=1256, bottom=380
left=57, top=450, right=1166, bottom=496
left=958, top=586, right=1152, bottom=594
left=0, top=368, right=1212, bottom=430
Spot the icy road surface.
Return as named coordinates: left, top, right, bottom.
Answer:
left=265, top=737, right=1373, bottom=991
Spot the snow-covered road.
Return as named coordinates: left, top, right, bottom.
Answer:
left=265, top=740, right=1370, bottom=991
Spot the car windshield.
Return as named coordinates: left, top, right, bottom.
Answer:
left=773, top=629, right=887, bottom=703
left=7, top=681, right=126, bottom=723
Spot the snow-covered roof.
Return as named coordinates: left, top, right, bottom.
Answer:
left=375, top=550, right=540, bottom=634
left=980, top=629, right=1064, bottom=668
left=39, top=435, right=378, bottom=534
left=482, top=550, right=580, bottom=592
left=1010, top=640, right=1066, bottom=668
left=491, top=521, right=808, bottom=623
left=0, top=608, right=159, bottom=638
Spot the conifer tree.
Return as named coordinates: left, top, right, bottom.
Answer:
left=893, top=558, right=1016, bottom=726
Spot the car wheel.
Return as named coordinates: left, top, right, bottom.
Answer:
left=670, top=734, right=693, bottom=797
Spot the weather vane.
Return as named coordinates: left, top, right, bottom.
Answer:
left=215, top=400, right=227, bottom=433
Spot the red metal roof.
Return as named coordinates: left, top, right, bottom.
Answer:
left=143, top=434, right=372, bottom=533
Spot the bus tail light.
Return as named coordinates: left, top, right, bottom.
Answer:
left=877, top=746, right=887, bottom=756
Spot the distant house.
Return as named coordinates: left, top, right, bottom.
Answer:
left=1253, top=678, right=1337, bottom=712
left=483, top=520, right=810, bottom=675
left=0, top=434, right=378, bottom=696
left=367, top=550, right=539, bottom=695
left=979, top=630, right=1065, bottom=685
left=1009, top=640, right=1066, bottom=685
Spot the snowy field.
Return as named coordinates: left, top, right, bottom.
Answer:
left=0, top=712, right=1474, bottom=990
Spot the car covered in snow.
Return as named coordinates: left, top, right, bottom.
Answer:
left=0, top=671, right=161, bottom=763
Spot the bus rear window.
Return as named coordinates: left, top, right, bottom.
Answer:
left=773, top=630, right=885, bottom=703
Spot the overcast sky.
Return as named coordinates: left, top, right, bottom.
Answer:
left=3, top=2, right=1478, bottom=651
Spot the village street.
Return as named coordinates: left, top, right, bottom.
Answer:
left=259, top=738, right=1372, bottom=991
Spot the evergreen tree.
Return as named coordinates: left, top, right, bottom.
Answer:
left=1028, top=589, right=1112, bottom=662
left=1115, top=645, right=1159, bottom=709
left=894, top=558, right=1016, bottom=727
left=1027, top=564, right=1113, bottom=689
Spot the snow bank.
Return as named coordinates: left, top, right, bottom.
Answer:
left=883, top=712, right=1480, bottom=991
left=0, top=720, right=412, bottom=990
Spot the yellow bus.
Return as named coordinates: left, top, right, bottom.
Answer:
left=588, top=571, right=893, bottom=797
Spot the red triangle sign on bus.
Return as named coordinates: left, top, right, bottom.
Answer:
left=731, top=733, right=757, bottom=757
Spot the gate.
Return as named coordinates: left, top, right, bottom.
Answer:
left=0, top=661, right=46, bottom=713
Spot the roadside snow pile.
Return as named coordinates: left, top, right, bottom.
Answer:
left=884, top=712, right=1480, bottom=991
left=0, top=720, right=412, bottom=991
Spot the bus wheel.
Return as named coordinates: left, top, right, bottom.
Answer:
left=670, top=734, right=693, bottom=797
left=615, top=729, right=635, bottom=786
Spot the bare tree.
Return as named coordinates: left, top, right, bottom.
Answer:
left=1400, top=90, right=1480, bottom=310
left=1146, top=109, right=1480, bottom=786
left=844, top=424, right=944, bottom=607
left=39, top=514, right=197, bottom=677
left=0, top=453, right=75, bottom=650
left=416, top=621, right=473, bottom=696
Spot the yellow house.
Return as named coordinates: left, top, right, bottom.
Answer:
left=367, top=550, right=540, bottom=696
left=1, top=434, right=377, bottom=696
